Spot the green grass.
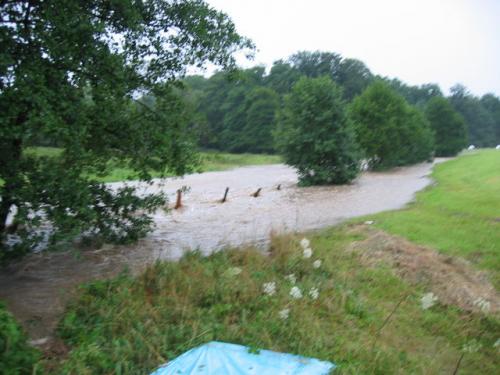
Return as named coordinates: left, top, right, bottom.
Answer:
left=198, top=151, right=282, bottom=172
left=24, top=147, right=63, bottom=158
left=363, top=149, right=500, bottom=288
left=39, top=228, right=499, bottom=374
left=19, top=147, right=281, bottom=183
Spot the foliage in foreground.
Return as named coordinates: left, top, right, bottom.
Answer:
left=276, top=76, right=360, bottom=185
left=349, top=81, right=434, bottom=169
left=367, top=149, right=500, bottom=289
left=0, top=302, right=39, bottom=375
left=0, top=0, right=251, bottom=255
left=49, top=228, right=499, bottom=374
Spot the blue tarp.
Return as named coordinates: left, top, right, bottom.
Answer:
left=150, top=341, right=335, bottom=375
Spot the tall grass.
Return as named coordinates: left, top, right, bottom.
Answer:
left=47, top=228, right=499, bottom=374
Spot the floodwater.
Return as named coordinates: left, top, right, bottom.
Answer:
left=0, top=160, right=444, bottom=339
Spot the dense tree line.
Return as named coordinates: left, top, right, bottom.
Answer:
left=449, top=85, right=500, bottom=147
left=182, top=50, right=500, bottom=161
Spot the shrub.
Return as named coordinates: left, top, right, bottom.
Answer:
left=425, top=96, right=467, bottom=156
left=0, top=302, right=39, bottom=374
left=276, top=76, right=360, bottom=185
left=349, top=81, right=434, bottom=169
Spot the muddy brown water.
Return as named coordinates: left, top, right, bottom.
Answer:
left=0, top=160, right=445, bottom=340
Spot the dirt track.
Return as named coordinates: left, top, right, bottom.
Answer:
left=349, top=225, right=500, bottom=314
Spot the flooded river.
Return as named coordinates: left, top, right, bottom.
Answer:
left=0, top=160, right=444, bottom=338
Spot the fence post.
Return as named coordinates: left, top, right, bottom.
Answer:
left=174, top=189, right=182, bottom=209
left=252, top=188, right=262, bottom=197
left=221, top=187, right=229, bottom=203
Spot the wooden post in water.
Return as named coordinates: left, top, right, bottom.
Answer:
left=251, top=188, right=262, bottom=198
left=174, top=189, right=182, bottom=209
left=221, top=187, right=229, bottom=203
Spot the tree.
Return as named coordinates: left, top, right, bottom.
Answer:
left=349, top=81, right=434, bottom=169
left=385, top=78, right=442, bottom=108
left=480, top=93, right=500, bottom=144
left=336, top=58, right=373, bottom=101
left=288, top=51, right=342, bottom=80
left=240, top=87, right=279, bottom=153
left=449, top=84, right=495, bottom=147
left=276, top=77, right=360, bottom=185
left=193, top=67, right=279, bottom=153
left=401, top=106, right=435, bottom=164
left=0, top=0, right=252, bottom=255
left=425, top=96, right=467, bottom=156
left=194, top=71, right=234, bottom=149
left=265, top=59, right=302, bottom=95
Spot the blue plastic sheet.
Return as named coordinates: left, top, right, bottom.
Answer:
left=150, top=341, right=335, bottom=374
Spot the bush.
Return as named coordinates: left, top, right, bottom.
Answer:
left=276, top=76, right=360, bottom=185
left=0, top=302, right=39, bottom=374
left=400, top=106, right=435, bottom=164
left=349, top=81, right=434, bottom=169
left=425, top=96, right=467, bottom=156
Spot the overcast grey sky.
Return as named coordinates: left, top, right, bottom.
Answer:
left=206, top=0, right=500, bottom=96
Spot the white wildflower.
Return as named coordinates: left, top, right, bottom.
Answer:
left=364, top=220, right=374, bottom=225
left=290, top=286, right=303, bottom=299
left=309, top=287, right=319, bottom=300
left=462, top=340, right=482, bottom=353
left=313, top=259, right=322, bottom=269
left=421, top=292, right=438, bottom=310
left=278, top=308, right=290, bottom=320
left=473, top=298, right=491, bottom=313
left=303, top=247, right=313, bottom=259
left=285, top=274, right=296, bottom=284
left=300, top=238, right=310, bottom=250
left=262, top=282, right=277, bottom=296
left=226, top=267, right=242, bottom=276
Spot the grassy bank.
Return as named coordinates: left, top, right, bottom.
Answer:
left=41, top=229, right=498, bottom=374
left=364, top=149, right=500, bottom=288
left=21, top=147, right=281, bottom=183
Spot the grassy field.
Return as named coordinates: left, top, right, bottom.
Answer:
left=3, top=150, right=499, bottom=374
left=22, top=147, right=281, bottom=183
left=364, top=149, right=500, bottom=288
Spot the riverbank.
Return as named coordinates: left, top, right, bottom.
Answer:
left=2, top=150, right=499, bottom=374
left=0, top=159, right=443, bottom=343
